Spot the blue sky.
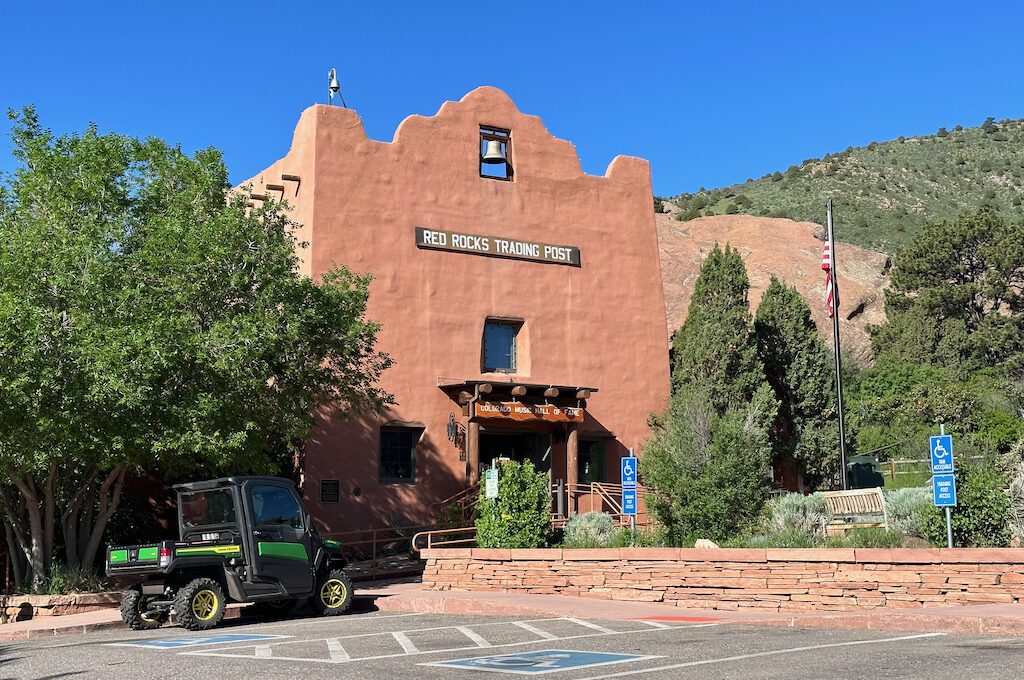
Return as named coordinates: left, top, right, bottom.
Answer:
left=2, top=1, right=1023, bottom=196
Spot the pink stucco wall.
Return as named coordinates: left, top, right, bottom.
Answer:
left=239, top=87, right=670, bottom=533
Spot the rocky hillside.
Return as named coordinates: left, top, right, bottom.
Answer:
left=657, top=213, right=890, bottom=366
left=664, top=117, right=1024, bottom=253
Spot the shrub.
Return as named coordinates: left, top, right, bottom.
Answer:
left=764, top=493, right=828, bottom=538
left=884, top=487, right=931, bottom=539
left=475, top=460, right=551, bottom=549
left=30, top=564, right=108, bottom=595
left=923, top=462, right=1011, bottom=547
left=562, top=512, right=617, bottom=548
left=744, top=528, right=817, bottom=548
left=845, top=527, right=904, bottom=548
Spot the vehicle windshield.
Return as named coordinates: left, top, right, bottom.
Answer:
left=180, top=488, right=236, bottom=527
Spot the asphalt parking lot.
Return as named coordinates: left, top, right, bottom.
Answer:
left=3, top=599, right=1024, bottom=680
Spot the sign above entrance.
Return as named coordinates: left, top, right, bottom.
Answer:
left=415, top=227, right=581, bottom=267
left=474, top=400, right=584, bottom=423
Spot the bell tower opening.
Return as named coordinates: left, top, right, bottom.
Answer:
left=480, top=126, right=512, bottom=181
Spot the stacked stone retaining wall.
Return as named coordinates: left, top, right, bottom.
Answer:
left=420, top=548, right=1024, bottom=611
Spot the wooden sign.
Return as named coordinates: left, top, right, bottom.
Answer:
left=474, top=400, right=584, bottom=423
left=415, top=227, right=581, bottom=267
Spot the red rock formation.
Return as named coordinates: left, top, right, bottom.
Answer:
left=657, top=214, right=890, bottom=365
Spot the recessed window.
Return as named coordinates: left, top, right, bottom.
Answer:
left=480, top=126, right=512, bottom=181
left=319, top=479, right=340, bottom=503
left=380, top=427, right=420, bottom=484
left=483, top=319, right=521, bottom=373
left=579, top=440, right=605, bottom=484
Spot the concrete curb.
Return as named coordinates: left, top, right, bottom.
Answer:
left=0, top=603, right=245, bottom=642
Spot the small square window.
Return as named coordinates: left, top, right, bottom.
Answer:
left=483, top=319, right=521, bottom=373
left=380, top=428, right=420, bottom=484
left=480, top=126, right=512, bottom=181
left=320, top=479, right=340, bottom=503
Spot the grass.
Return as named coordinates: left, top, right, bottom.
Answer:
left=669, top=118, right=1024, bottom=253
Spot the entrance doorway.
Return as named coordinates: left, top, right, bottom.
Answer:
left=479, top=430, right=551, bottom=475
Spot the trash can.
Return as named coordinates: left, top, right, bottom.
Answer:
left=847, top=455, right=884, bottom=489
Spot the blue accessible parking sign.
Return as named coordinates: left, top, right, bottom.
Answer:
left=933, top=474, right=957, bottom=507
left=621, top=488, right=637, bottom=516
left=621, top=457, right=637, bottom=487
left=930, top=435, right=954, bottom=474
left=426, top=649, right=655, bottom=675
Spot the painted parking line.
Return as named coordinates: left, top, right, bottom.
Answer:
left=576, top=632, right=948, bottom=679
left=457, top=626, right=493, bottom=648
left=181, top=618, right=718, bottom=665
left=425, top=649, right=659, bottom=675
left=109, top=633, right=291, bottom=649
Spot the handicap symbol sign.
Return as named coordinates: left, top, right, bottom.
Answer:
left=621, top=457, right=638, bottom=487
left=930, top=435, right=954, bottom=474
left=426, top=649, right=656, bottom=675
left=109, top=633, right=287, bottom=649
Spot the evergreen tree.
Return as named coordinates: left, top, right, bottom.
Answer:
left=640, top=384, right=775, bottom=544
left=871, top=208, right=1024, bottom=376
left=672, top=243, right=764, bottom=413
left=754, top=277, right=839, bottom=489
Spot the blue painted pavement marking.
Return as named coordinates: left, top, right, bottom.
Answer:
left=424, top=649, right=657, bottom=675
left=110, top=633, right=289, bottom=649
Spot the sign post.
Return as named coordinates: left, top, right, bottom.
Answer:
left=621, top=449, right=638, bottom=545
left=930, top=425, right=956, bottom=548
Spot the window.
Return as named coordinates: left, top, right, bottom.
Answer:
left=579, top=440, right=605, bottom=484
left=480, top=126, right=512, bottom=181
left=380, top=428, right=420, bottom=483
left=320, top=479, right=340, bottom=503
left=483, top=319, right=521, bottom=373
left=180, top=489, right=236, bottom=527
left=250, top=484, right=303, bottom=529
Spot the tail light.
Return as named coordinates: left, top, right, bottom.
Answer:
left=159, top=546, right=171, bottom=568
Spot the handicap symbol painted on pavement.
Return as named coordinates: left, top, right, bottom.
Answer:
left=108, top=633, right=289, bottom=649
left=425, top=649, right=657, bottom=675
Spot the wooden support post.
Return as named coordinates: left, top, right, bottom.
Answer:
left=566, top=426, right=579, bottom=516
left=467, top=421, right=481, bottom=486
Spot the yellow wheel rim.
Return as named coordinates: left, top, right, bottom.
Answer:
left=320, top=579, right=347, bottom=609
left=192, top=589, right=219, bottom=621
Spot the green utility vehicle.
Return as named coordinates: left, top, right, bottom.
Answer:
left=106, top=476, right=351, bottom=630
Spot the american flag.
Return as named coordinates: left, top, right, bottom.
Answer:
left=822, top=241, right=838, bottom=318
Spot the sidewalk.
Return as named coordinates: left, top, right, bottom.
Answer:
left=4, top=581, right=1023, bottom=641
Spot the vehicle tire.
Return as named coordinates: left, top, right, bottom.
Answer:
left=174, top=577, right=226, bottom=631
left=121, top=585, right=167, bottom=630
left=250, top=598, right=302, bottom=618
left=311, top=568, right=353, bottom=616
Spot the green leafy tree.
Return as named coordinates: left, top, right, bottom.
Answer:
left=754, top=277, right=839, bottom=489
left=0, top=108, right=393, bottom=589
left=871, top=209, right=1024, bottom=377
left=475, top=460, right=550, bottom=549
left=641, top=384, right=775, bottom=544
left=672, top=243, right=765, bottom=412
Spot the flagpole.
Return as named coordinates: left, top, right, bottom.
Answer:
left=827, top=198, right=849, bottom=490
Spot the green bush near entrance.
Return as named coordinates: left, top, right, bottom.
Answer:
left=475, top=460, right=551, bottom=549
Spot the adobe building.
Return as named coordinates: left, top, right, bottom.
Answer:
left=239, top=87, right=670, bottom=534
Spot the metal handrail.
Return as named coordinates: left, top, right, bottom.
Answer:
left=412, top=525, right=477, bottom=552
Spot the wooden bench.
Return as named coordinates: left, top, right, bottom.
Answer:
left=820, top=487, right=888, bottom=535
